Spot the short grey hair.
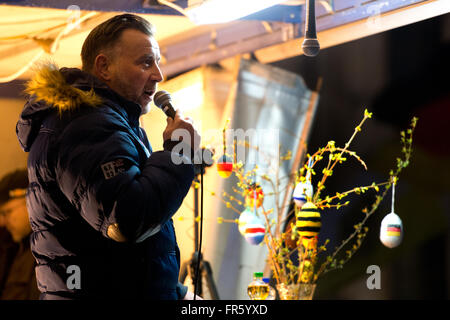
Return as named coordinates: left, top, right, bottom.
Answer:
left=81, top=14, right=155, bottom=72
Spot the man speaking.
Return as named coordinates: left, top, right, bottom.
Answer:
left=16, top=13, right=201, bottom=300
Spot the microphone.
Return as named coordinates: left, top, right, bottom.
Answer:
left=154, top=90, right=176, bottom=119
left=302, top=0, right=320, bottom=57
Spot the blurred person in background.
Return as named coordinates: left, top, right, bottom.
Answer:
left=0, top=169, right=39, bottom=300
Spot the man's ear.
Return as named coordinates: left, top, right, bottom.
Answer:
left=93, top=54, right=112, bottom=82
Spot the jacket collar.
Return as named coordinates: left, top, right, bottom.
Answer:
left=17, top=63, right=143, bottom=152
left=60, top=67, right=142, bottom=127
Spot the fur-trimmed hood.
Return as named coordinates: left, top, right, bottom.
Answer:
left=24, top=63, right=103, bottom=113
left=17, top=63, right=107, bottom=152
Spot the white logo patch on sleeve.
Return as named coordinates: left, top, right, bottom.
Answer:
left=101, top=159, right=126, bottom=180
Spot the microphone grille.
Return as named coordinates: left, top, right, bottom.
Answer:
left=302, top=38, right=320, bottom=57
left=153, top=90, right=172, bottom=108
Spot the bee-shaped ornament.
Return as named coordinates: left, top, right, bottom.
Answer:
left=296, top=201, right=321, bottom=240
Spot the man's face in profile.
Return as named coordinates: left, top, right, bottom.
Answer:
left=107, top=28, right=163, bottom=114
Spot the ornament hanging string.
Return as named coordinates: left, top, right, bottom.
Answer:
left=233, top=136, right=237, bottom=164
left=391, top=177, right=397, bottom=213
left=306, top=157, right=314, bottom=182
left=253, top=167, right=257, bottom=215
left=254, top=188, right=257, bottom=215
left=223, top=119, right=230, bottom=156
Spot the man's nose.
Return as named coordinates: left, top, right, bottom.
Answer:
left=151, top=63, right=163, bottom=83
left=0, top=214, right=6, bottom=227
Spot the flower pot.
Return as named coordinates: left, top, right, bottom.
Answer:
left=276, top=283, right=316, bottom=300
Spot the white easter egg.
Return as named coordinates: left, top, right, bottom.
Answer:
left=238, top=208, right=256, bottom=236
left=244, top=219, right=266, bottom=245
left=293, top=181, right=313, bottom=207
left=380, top=212, right=403, bottom=248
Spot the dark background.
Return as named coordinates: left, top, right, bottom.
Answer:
left=271, top=13, right=450, bottom=299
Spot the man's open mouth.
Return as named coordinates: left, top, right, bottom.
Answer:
left=144, top=90, right=154, bottom=97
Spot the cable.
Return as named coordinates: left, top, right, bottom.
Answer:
left=193, top=165, right=204, bottom=300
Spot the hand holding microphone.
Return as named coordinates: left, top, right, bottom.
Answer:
left=154, top=90, right=201, bottom=153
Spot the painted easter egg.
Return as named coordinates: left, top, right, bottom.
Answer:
left=238, top=208, right=255, bottom=236
left=244, top=220, right=266, bottom=245
left=293, top=181, right=313, bottom=208
left=244, top=183, right=264, bottom=209
left=217, top=155, right=233, bottom=178
left=380, top=212, right=403, bottom=248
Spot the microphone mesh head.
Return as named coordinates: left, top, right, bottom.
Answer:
left=302, top=39, right=320, bottom=57
left=153, top=90, right=172, bottom=109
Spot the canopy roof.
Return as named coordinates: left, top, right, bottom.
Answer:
left=0, top=0, right=448, bottom=81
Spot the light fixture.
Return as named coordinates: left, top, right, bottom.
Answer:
left=158, top=0, right=286, bottom=25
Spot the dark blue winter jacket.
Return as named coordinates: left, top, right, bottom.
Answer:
left=16, top=64, right=194, bottom=299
